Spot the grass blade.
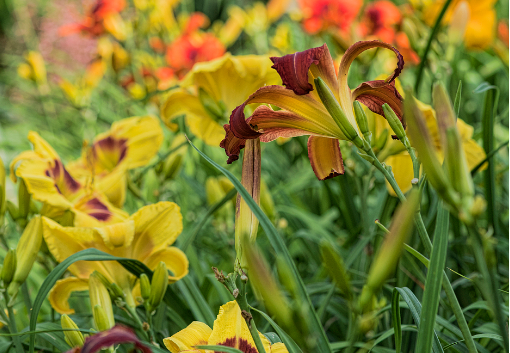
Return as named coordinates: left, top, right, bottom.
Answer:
left=416, top=202, right=449, bottom=352
left=391, top=289, right=402, bottom=353
left=188, top=138, right=331, bottom=353
left=394, top=287, right=444, bottom=353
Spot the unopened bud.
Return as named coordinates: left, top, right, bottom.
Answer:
left=0, top=156, right=5, bottom=225
left=93, top=305, right=111, bottom=331
left=25, top=52, right=47, bottom=85
left=61, top=314, right=85, bottom=348
left=149, top=262, right=168, bottom=311
left=110, top=283, right=125, bottom=300
left=314, top=77, right=364, bottom=149
left=320, top=241, right=352, bottom=299
left=8, top=216, right=43, bottom=296
left=6, top=201, right=18, bottom=221
left=353, top=101, right=371, bottom=143
left=383, top=103, right=407, bottom=146
left=374, top=129, right=389, bottom=151
left=18, top=180, right=31, bottom=220
left=142, top=169, right=159, bottom=203
left=1, top=249, right=17, bottom=286
left=162, top=134, right=187, bottom=180
left=445, top=127, right=474, bottom=199
left=140, top=274, right=151, bottom=300
left=89, top=272, right=114, bottom=329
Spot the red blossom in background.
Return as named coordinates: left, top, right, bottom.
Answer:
left=298, top=0, right=363, bottom=35
left=59, top=0, right=125, bottom=37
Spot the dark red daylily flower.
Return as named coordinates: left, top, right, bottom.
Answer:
left=220, top=41, right=405, bottom=180
left=65, top=326, right=151, bottom=353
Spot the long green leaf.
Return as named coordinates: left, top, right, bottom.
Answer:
left=416, top=202, right=449, bottom=352
left=250, top=306, right=303, bottom=353
left=29, top=248, right=152, bottom=353
left=393, top=287, right=444, bottom=353
left=391, top=289, right=402, bottom=353
left=188, top=138, right=331, bottom=352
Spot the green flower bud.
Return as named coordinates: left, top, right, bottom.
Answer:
left=110, top=283, right=125, bottom=301
left=18, top=179, right=31, bottom=221
left=320, top=241, right=352, bottom=300
left=382, top=103, right=408, bottom=146
left=93, top=305, right=111, bottom=332
left=314, top=77, right=365, bottom=149
left=8, top=216, right=43, bottom=297
left=1, top=249, right=17, bottom=286
left=142, top=169, right=159, bottom=203
left=61, top=314, right=85, bottom=348
left=6, top=201, right=18, bottom=221
left=162, top=134, right=187, bottom=180
left=0, top=156, right=5, bottom=225
left=374, top=128, right=389, bottom=151
left=149, top=262, right=168, bottom=311
left=89, top=272, right=114, bottom=330
left=353, top=101, right=371, bottom=143
left=140, top=274, right=151, bottom=301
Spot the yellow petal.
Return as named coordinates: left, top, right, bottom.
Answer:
left=143, top=247, right=189, bottom=283
left=42, top=217, right=113, bottom=279
left=208, top=301, right=272, bottom=353
left=181, top=54, right=280, bottom=112
left=186, top=114, right=227, bottom=147
left=271, top=342, right=290, bottom=353
left=95, top=167, right=127, bottom=207
left=307, top=136, right=344, bottom=180
left=129, top=201, right=183, bottom=262
left=385, top=152, right=415, bottom=195
left=164, top=321, right=212, bottom=353
left=9, top=151, right=40, bottom=183
left=27, top=131, right=60, bottom=160
left=95, top=220, right=135, bottom=250
left=49, top=277, right=89, bottom=314
left=15, top=158, right=74, bottom=209
left=463, top=139, right=487, bottom=171
left=92, top=116, right=164, bottom=171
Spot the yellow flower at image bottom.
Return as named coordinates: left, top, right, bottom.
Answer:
left=164, top=301, right=288, bottom=353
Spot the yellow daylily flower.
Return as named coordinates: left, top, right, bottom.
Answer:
left=367, top=81, right=486, bottom=195
left=418, top=0, right=496, bottom=50
left=58, top=59, right=106, bottom=108
left=43, top=201, right=189, bottom=313
left=67, top=116, right=164, bottom=207
left=161, top=53, right=281, bottom=146
left=10, top=132, right=128, bottom=227
left=164, top=301, right=288, bottom=353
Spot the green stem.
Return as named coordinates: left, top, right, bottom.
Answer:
left=236, top=281, right=267, bottom=353
left=4, top=295, right=24, bottom=353
left=414, top=0, right=454, bottom=94
left=366, top=146, right=478, bottom=353
left=123, top=305, right=149, bottom=341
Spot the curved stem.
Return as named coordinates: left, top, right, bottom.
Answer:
left=3, top=294, right=23, bottom=353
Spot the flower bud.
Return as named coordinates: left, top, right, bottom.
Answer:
left=404, top=89, right=458, bottom=207
left=359, top=190, right=420, bottom=312
left=0, top=156, right=5, bottom=225
left=18, top=179, right=31, bottom=221
left=320, top=241, right=352, bottom=300
left=162, top=134, right=187, bottom=180
left=110, top=283, right=125, bottom=301
left=25, top=51, right=47, bottom=85
left=149, top=262, right=168, bottom=311
left=373, top=128, right=389, bottom=151
left=8, top=216, right=43, bottom=296
left=353, top=101, right=371, bottom=143
left=61, top=314, right=85, bottom=348
left=89, top=272, right=114, bottom=330
left=1, top=249, right=17, bottom=286
left=142, top=169, right=160, bottom=203
left=6, top=201, right=18, bottom=221
left=382, top=103, right=408, bottom=147
left=140, top=274, right=151, bottom=301
left=314, top=77, right=365, bottom=149
left=93, top=305, right=111, bottom=332
left=103, top=13, right=128, bottom=41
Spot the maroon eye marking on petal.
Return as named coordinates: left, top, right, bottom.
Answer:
left=94, top=136, right=128, bottom=164
left=213, top=338, right=257, bottom=353
left=85, top=197, right=112, bottom=221
left=270, top=45, right=331, bottom=95
left=46, top=159, right=81, bottom=195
